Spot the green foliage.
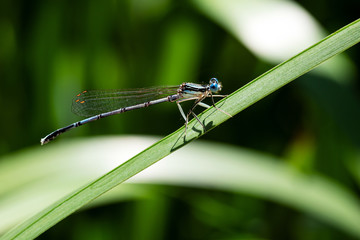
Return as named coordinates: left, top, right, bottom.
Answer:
left=0, top=0, right=360, bottom=239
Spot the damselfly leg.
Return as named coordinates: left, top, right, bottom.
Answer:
left=177, top=94, right=231, bottom=136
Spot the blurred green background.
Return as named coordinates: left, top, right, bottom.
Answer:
left=1, top=0, right=360, bottom=239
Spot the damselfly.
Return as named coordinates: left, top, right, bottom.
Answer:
left=40, top=78, right=230, bottom=145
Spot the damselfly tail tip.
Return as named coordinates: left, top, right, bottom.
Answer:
left=40, top=137, right=48, bottom=145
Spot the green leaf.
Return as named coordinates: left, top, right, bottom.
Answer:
left=1, top=18, right=360, bottom=240
left=1, top=137, right=360, bottom=238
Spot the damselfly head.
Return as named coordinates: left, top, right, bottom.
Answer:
left=209, top=77, right=222, bottom=93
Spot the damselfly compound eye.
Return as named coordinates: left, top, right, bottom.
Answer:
left=209, top=78, right=221, bottom=93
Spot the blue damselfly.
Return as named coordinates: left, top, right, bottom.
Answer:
left=40, top=78, right=230, bottom=145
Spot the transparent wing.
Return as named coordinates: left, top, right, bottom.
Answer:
left=72, top=86, right=180, bottom=117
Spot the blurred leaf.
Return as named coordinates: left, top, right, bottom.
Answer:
left=1, top=16, right=360, bottom=240
left=192, top=0, right=324, bottom=62
left=155, top=18, right=203, bottom=86
left=192, top=0, right=355, bottom=83
left=0, top=137, right=360, bottom=238
left=298, top=76, right=360, bottom=184
left=52, top=48, right=85, bottom=125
